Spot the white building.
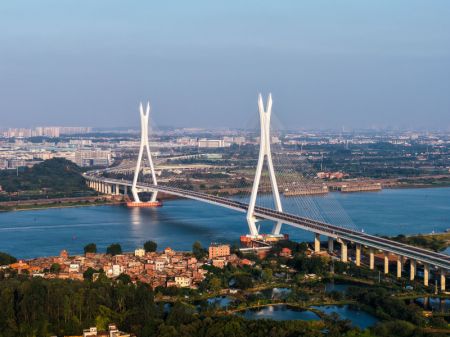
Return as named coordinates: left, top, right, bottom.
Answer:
left=134, top=248, right=145, bottom=257
left=74, top=150, right=112, bottom=167
left=198, top=139, right=229, bottom=148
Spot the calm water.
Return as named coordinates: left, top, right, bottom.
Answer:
left=239, top=304, right=378, bottom=328
left=261, top=287, right=292, bottom=300
left=325, top=282, right=352, bottom=294
left=412, top=297, right=450, bottom=312
left=239, top=305, right=320, bottom=321
left=0, top=187, right=449, bottom=259
left=311, top=305, right=379, bottom=329
left=207, top=296, right=233, bottom=308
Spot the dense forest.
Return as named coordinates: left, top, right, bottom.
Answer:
left=0, top=158, right=90, bottom=195
left=0, top=275, right=365, bottom=337
left=0, top=272, right=448, bottom=337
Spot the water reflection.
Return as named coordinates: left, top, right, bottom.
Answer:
left=207, top=296, right=233, bottom=308
left=261, top=287, right=292, bottom=300
left=324, top=282, right=352, bottom=294
left=130, top=207, right=143, bottom=226
left=411, top=297, right=450, bottom=312
left=311, top=305, right=379, bottom=329
left=239, top=305, right=320, bottom=321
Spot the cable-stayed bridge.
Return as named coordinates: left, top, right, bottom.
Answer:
left=83, top=95, right=449, bottom=291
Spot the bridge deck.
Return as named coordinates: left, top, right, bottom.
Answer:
left=84, top=174, right=450, bottom=270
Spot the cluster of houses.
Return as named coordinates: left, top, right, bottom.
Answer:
left=81, top=324, right=133, bottom=337
left=6, top=243, right=254, bottom=289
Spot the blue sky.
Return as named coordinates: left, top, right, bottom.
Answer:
left=1, top=1, right=449, bottom=129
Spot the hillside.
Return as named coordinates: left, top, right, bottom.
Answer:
left=0, top=158, right=89, bottom=195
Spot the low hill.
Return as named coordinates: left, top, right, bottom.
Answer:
left=0, top=158, right=89, bottom=194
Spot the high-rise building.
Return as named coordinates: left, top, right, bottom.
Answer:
left=208, top=244, right=231, bottom=259
left=73, top=150, right=112, bottom=167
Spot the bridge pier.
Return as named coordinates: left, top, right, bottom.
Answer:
left=340, top=240, right=347, bottom=262
left=410, top=259, right=416, bottom=281
left=424, top=263, right=429, bottom=286
left=355, top=244, right=361, bottom=267
left=384, top=252, right=389, bottom=274
left=441, top=269, right=446, bottom=292
left=397, top=255, right=403, bottom=278
left=314, top=233, right=320, bottom=253
left=328, top=237, right=334, bottom=253
left=124, top=185, right=128, bottom=196
left=247, top=94, right=283, bottom=237
left=369, top=248, right=375, bottom=270
left=131, top=101, right=159, bottom=204
left=115, top=184, right=120, bottom=195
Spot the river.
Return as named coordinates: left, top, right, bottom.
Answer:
left=0, top=187, right=449, bottom=259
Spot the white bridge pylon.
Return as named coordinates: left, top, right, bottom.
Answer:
left=131, top=101, right=158, bottom=203
left=246, top=93, right=283, bottom=237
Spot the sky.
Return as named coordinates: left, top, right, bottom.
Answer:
left=1, top=1, right=449, bottom=130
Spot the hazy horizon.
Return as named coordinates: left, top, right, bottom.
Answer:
left=1, top=1, right=449, bottom=130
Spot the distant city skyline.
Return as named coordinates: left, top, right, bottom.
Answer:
left=1, top=1, right=449, bottom=129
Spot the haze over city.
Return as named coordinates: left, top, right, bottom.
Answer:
left=1, top=0, right=449, bottom=129
left=2, top=1, right=450, bottom=336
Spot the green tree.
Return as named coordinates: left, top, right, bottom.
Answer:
left=83, top=267, right=99, bottom=281
left=106, top=243, right=122, bottom=256
left=84, top=243, right=97, bottom=254
left=261, top=268, right=273, bottom=282
left=207, top=277, right=222, bottom=292
left=50, top=263, right=61, bottom=273
left=116, top=273, right=132, bottom=284
left=0, top=158, right=89, bottom=195
left=192, top=241, right=207, bottom=260
left=144, top=240, right=157, bottom=253
left=0, top=252, right=17, bottom=265
left=234, top=273, right=253, bottom=289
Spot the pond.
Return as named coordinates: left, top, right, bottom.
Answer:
left=311, top=305, right=379, bottom=329
left=410, top=297, right=450, bottom=312
left=324, top=282, right=352, bottom=294
left=239, top=305, right=320, bottom=321
left=207, top=296, right=233, bottom=308
left=261, top=287, right=292, bottom=300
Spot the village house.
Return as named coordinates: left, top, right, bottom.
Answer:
left=10, top=245, right=248, bottom=289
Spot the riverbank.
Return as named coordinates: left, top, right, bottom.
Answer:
left=2, top=183, right=449, bottom=213
left=0, top=195, right=124, bottom=212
